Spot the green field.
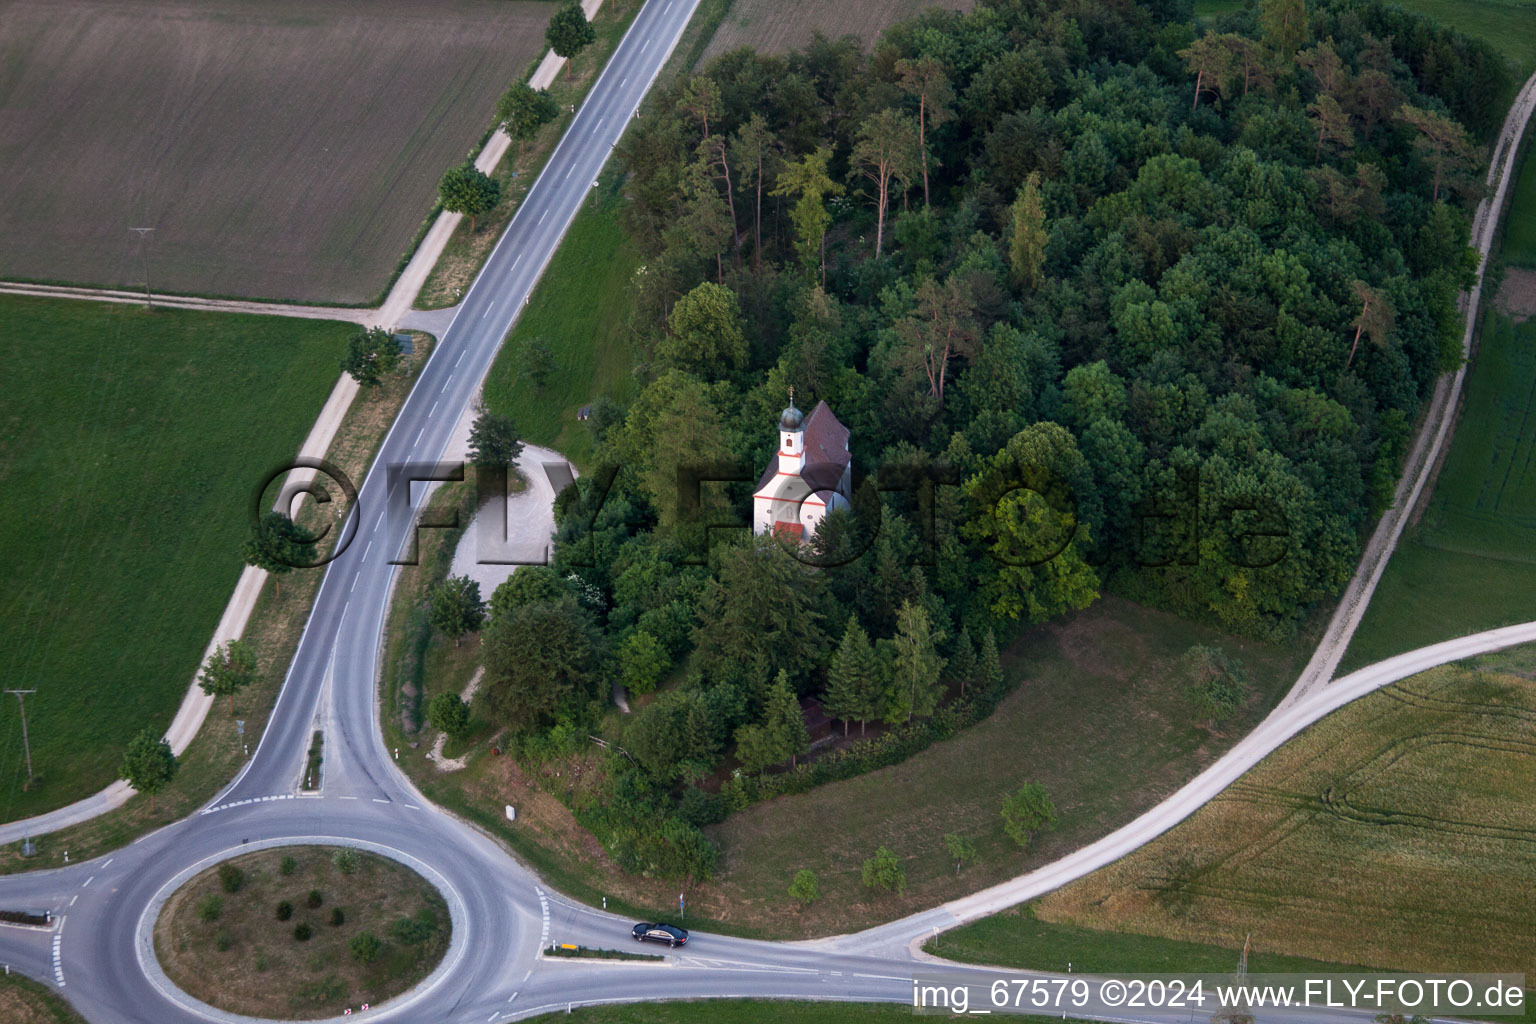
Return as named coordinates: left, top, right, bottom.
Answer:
left=1193, top=0, right=1536, bottom=75
left=0, top=297, right=351, bottom=821
left=1508, top=147, right=1536, bottom=268
left=940, top=647, right=1536, bottom=975
left=1343, top=312, right=1536, bottom=669
left=481, top=179, right=642, bottom=467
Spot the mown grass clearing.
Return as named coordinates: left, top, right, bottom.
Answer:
left=701, top=0, right=974, bottom=62
left=480, top=179, right=642, bottom=468
left=1343, top=312, right=1536, bottom=670
left=0, top=297, right=351, bottom=822
left=940, top=647, right=1536, bottom=975
left=0, top=0, right=553, bottom=304
left=155, top=846, right=449, bottom=1019
left=390, top=595, right=1306, bottom=940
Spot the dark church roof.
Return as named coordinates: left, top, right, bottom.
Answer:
left=755, top=400, right=851, bottom=493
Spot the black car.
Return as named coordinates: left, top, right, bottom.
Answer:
left=632, top=922, right=689, bottom=947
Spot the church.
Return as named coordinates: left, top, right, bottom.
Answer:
left=752, top=391, right=853, bottom=541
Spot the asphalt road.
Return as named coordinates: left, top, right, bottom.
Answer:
left=2, top=5, right=1533, bottom=1022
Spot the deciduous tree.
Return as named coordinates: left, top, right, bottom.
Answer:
left=771, top=147, right=843, bottom=283
left=198, top=639, right=256, bottom=715
left=468, top=410, right=525, bottom=469
left=497, top=83, right=559, bottom=158
left=546, top=2, right=595, bottom=79
left=1008, top=171, right=1048, bottom=293
left=427, top=692, right=471, bottom=738
left=243, top=512, right=317, bottom=596
left=885, top=600, right=945, bottom=724
left=861, top=845, right=905, bottom=894
left=438, top=163, right=500, bottom=231
left=1000, top=782, right=1056, bottom=849
left=341, top=327, right=403, bottom=389
left=429, top=575, right=487, bottom=645
left=121, top=728, right=177, bottom=811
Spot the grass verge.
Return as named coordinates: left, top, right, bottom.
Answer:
left=530, top=1004, right=1081, bottom=1023
left=0, top=329, right=435, bottom=871
left=0, top=972, right=87, bottom=1024
left=154, top=846, right=449, bottom=1019
left=1506, top=145, right=1536, bottom=268
left=938, top=645, right=1536, bottom=975
left=480, top=177, right=643, bottom=467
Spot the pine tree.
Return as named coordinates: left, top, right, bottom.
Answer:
left=822, top=616, right=884, bottom=735
left=978, top=629, right=1004, bottom=697
left=945, top=628, right=977, bottom=699
left=887, top=601, right=945, bottom=724
left=1008, top=171, right=1047, bottom=293
left=765, top=670, right=809, bottom=768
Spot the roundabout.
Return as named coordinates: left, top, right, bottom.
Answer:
left=145, top=841, right=460, bottom=1021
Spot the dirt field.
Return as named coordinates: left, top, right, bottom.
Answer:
left=0, top=0, right=553, bottom=304
left=700, top=0, right=974, bottom=62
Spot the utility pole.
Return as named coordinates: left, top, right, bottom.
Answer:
left=4, top=690, right=37, bottom=790
left=129, top=227, right=154, bottom=308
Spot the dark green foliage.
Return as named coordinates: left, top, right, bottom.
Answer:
left=427, top=692, right=472, bottom=738
left=293, top=922, right=313, bottom=942
left=214, top=930, right=232, bottom=952
left=861, top=846, right=906, bottom=894
left=1001, top=782, right=1058, bottom=849
left=279, top=856, right=297, bottom=876
left=437, top=163, right=500, bottom=231
left=340, top=326, right=403, bottom=389
left=275, top=901, right=293, bottom=921
left=242, top=511, right=317, bottom=583
left=483, top=595, right=601, bottom=734
left=197, top=895, right=223, bottom=922
left=391, top=910, right=438, bottom=944
left=546, top=2, right=595, bottom=74
left=218, top=864, right=244, bottom=894
left=497, top=82, right=559, bottom=155
left=428, top=575, right=487, bottom=645
left=467, top=410, right=525, bottom=470
left=348, top=931, right=382, bottom=964
left=1183, top=644, right=1251, bottom=726
left=306, top=889, right=323, bottom=909
left=789, top=868, right=820, bottom=906
left=119, top=727, right=178, bottom=810
left=329, top=907, right=345, bottom=927
left=198, top=639, right=256, bottom=715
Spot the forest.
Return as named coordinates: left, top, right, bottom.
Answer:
left=470, top=0, right=1508, bottom=881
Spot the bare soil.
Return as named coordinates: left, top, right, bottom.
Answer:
left=1497, top=267, right=1536, bottom=320
left=0, top=0, right=553, bottom=304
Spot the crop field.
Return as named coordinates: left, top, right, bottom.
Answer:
left=700, top=0, right=974, bottom=62
left=0, top=296, right=351, bottom=822
left=0, top=0, right=554, bottom=305
left=942, top=646, right=1536, bottom=975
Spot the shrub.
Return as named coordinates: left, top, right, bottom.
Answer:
left=306, top=889, right=324, bottom=908
left=788, top=869, right=820, bottom=906
left=197, top=895, right=223, bottom=922
left=275, top=901, right=293, bottom=921
left=254, top=951, right=269, bottom=972
left=427, top=692, right=473, bottom=737
left=332, top=848, right=360, bottom=874
left=217, top=864, right=244, bottom=893
left=861, top=846, right=905, bottom=895
left=293, top=922, right=314, bottom=942
left=330, top=907, right=346, bottom=927
left=1183, top=645, right=1251, bottom=726
left=391, top=914, right=436, bottom=944
left=215, top=930, right=232, bottom=952
left=348, top=931, right=383, bottom=964
left=1000, top=782, right=1057, bottom=849
left=279, top=855, right=297, bottom=876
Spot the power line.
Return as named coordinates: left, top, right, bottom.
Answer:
left=3, top=690, right=37, bottom=790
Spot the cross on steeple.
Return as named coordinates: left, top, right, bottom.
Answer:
left=788, top=385, right=795, bottom=406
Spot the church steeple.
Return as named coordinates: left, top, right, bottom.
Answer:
left=779, top=387, right=804, bottom=474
